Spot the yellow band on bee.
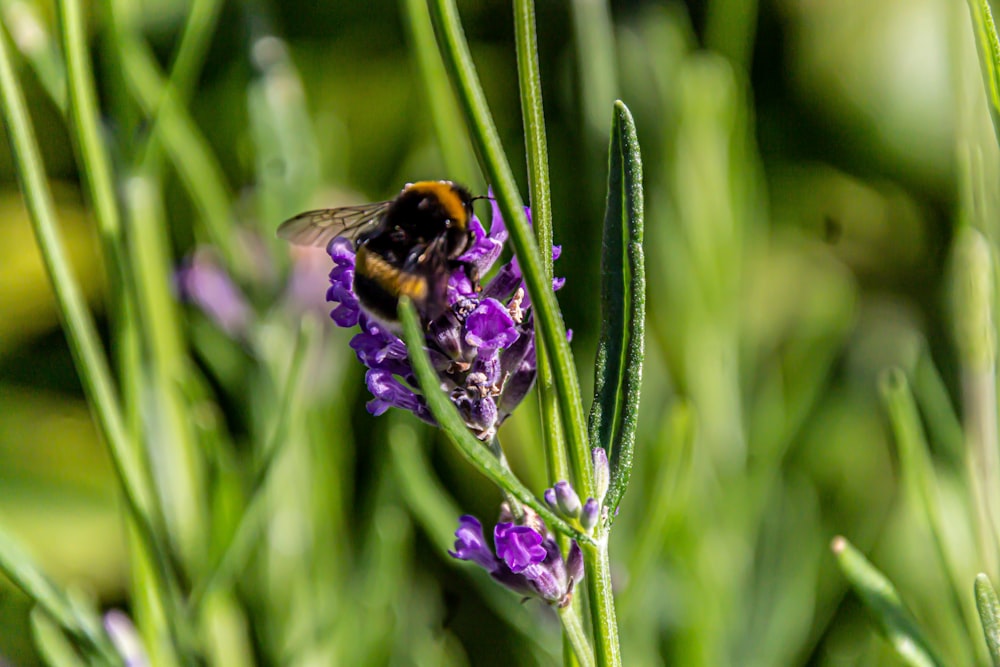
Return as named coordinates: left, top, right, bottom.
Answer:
left=357, top=247, right=428, bottom=300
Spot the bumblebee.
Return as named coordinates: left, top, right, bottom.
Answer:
left=277, top=180, right=477, bottom=324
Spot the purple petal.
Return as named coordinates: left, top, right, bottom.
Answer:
left=365, top=369, right=422, bottom=414
left=449, top=515, right=499, bottom=573
left=327, top=237, right=357, bottom=265
left=458, top=216, right=505, bottom=277
left=175, top=250, right=251, bottom=337
left=469, top=347, right=502, bottom=388
left=494, top=523, right=546, bottom=573
left=465, top=299, right=518, bottom=350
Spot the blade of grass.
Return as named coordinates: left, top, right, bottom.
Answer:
left=0, top=16, right=172, bottom=568
left=965, top=0, right=1000, bottom=147
left=879, top=368, right=979, bottom=663
left=568, top=0, right=617, bottom=142
left=135, top=0, right=224, bottom=173
left=103, top=1, right=243, bottom=276
left=831, top=536, right=944, bottom=667
left=0, top=526, right=117, bottom=661
left=29, top=608, right=95, bottom=667
left=951, top=227, right=1000, bottom=575
left=190, top=318, right=316, bottom=607
left=976, top=573, right=1000, bottom=666
left=401, top=0, right=477, bottom=184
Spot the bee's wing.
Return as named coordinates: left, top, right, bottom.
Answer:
left=276, top=201, right=392, bottom=248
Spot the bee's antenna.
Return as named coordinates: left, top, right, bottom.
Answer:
left=470, top=195, right=495, bottom=203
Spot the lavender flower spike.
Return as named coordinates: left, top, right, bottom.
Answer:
left=449, top=507, right=584, bottom=607
left=324, top=187, right=565, bottom=440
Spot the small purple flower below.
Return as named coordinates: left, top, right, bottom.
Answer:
left=326, top=194, right=564, bottom=440
left=449, top=509, right=583, bottom=607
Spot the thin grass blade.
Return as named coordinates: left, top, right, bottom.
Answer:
left=965, top=0, right=1000, bottom=147
left=831, top=536, right=943, bottom=667
left=976, top=573, right=1000, bottom=666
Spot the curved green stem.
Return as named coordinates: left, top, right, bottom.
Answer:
left=583, top=535, right=622, bottom=667
left=399, top=299, right=593, bottom=546
left=559, top=601, right=596, bottom=667
left=426, top=0, right=594, bottom=500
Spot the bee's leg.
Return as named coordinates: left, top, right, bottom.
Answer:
left=461, top=261, right=481, bottom=291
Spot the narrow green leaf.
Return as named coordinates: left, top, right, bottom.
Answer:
left=400, top=0, right=476, bottom=185
left=103, top=5, right=242, bottom=277
left=0, top=527, right=115, bottom=660
left=190, top=318, right=316, bottom=607
left=398, top=298, right=592, bottom=545
left=0, top=14, right=171, bottom=561
left=965, top=0, right=1000, bottom=148
left=831, top=536, right=943, bottom=667
left=30, top=609, right=94, bottom=667
left=590, top=100, right=644, bottom=518
left=1, top=0, right=67, bottom=110
left=879, top=369, right=980, bottom=661
left=977, top=573, right=1000, bottom=666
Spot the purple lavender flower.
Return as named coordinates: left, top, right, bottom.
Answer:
left=450, top=508, right=583, bottom=607
left=326, top=195, right=564, bottom=440
left=175, top=249, right=252, bottom=337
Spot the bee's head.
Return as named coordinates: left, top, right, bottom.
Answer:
left=403, top=181, right=472, bottom=231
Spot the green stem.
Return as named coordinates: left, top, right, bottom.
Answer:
left=104, top=2, right=242, bottom=276
left=559, top=601, right=597, bottom=667
left=401, top=0, right=477, bottom=185
left=426, top=0, right=593, bottom=500
left=136, top=0, right=224, bottom=174
left=489, top=436, right=525, bottom=521
left=0, top=10, right=168, bottom=573
left=583, top=535, right=622, bottom=667
left=512, top=0, right=568, bottom=487
left=190, top=320, right=314, bottom=608
left=0, top=526, right=118, bottom=661
left=399, top=299, right=593, bottom=545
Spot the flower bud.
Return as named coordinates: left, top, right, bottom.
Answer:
left=580, top=498, right=600, bottom=532
left=554, top=481, right=581, bottom=518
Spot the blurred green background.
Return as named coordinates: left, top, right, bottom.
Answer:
left=0, top=0, right=993, bottom=664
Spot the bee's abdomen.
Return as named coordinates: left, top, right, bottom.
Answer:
left=354, top=246, right=430, bottom=322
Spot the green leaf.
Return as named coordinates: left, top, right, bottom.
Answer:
left=0, top=526, right=116, bottom=662
left=30, top=609, right=94, bottom=667
left=976, top=573, right=1000, bottom=667
left=879, top=369, right=980, bottom=662
left=397, top=298, right=592, bottom=545
left=966, top=0, right=1000, bottom=148
left=0, top=10, right=172, bottom=570
left=831, top=536, right=944, bottom=667
left=589, top=100, right=645, bottom=518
